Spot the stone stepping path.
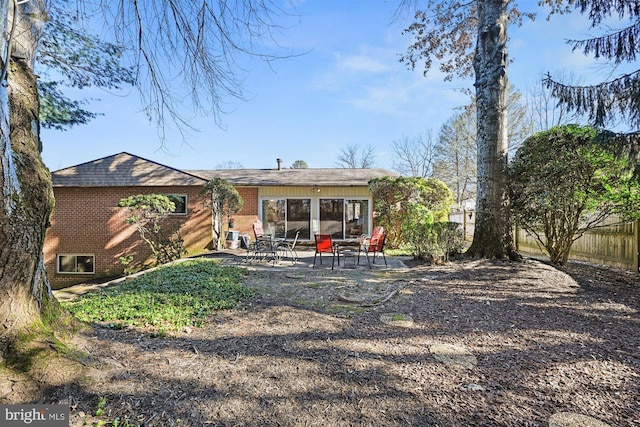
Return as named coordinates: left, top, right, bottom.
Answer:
left=379, top=313, right=414, bottom=328
left=337, top=293, right=367, bottom=304
left=548, top=412, right=611, bottom=427
left=429, top=343, right=477, bottom=369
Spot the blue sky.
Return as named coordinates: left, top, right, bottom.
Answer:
left=40, top=2, right=616, bottom=172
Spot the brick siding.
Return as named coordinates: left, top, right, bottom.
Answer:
left=231, top=187, right=259, bottom=236
left=44, top=186, right=211, bottom=289
left=44, top=184, right=378, bottom=288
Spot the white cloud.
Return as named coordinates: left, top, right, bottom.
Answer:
left=343, top=72, right=468, bottom=125
left=334, top=52, right=390, bottom=74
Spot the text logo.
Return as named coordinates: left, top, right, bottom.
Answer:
left=1, top=405, right=68, bottom=426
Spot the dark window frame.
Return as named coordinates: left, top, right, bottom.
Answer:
left=57, top=254, right=95, bottom=274
left=167, top=194, right=188, bottom=215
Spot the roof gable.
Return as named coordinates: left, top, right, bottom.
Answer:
left=52, top=152, right=207, bottom=187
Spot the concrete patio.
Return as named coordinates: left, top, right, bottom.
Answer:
left=203, top=247, right=411, bottom=271
left=52, top=248, right=411, bottom=302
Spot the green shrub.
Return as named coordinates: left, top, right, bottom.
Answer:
left=433, top=221, right=466, bottom=260
left=405, top=221, right=464, bottom=262
left=510, top=125, right=640, bottom=264
left=369, top=176, right=454, bottom=248
left=118, top=194, right=186, bottom=266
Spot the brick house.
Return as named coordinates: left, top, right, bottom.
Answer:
left=45, top=152, right=394, bottom=288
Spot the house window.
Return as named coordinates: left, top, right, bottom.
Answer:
left=261, top=199, right=311, bottom=239
left=287, top=199, right=311, bottom=239
left=57, top=254, right=95, bottom=274
left=319, top=199, right=344, bottom=239
left=319, top=199, right=370, bottom=240
left=345, top=199, right=369, bottom=239
left=167, top=194, right=187, bottom=214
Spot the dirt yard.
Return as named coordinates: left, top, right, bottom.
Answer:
left=19, top=257, right=640, bottom=426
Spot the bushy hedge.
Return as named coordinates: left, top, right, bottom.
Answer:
left=369, top=176, right=463, bottom=260
left=509, top=125, right=640, bottom=265
left=404, top=221, right=465, bottom=261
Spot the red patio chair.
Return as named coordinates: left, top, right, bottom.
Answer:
left=370, top=226, right=385, bottom=240
left=358, top=226, right=384, bottom=252
left=313, top=234, right=339, bottom=270
left=358, top=228, right=387, bottom=268
left=253, top=221, right=266, bottom=240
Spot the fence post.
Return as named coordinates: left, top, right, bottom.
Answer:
left=463, top=209, right=467, bottom=240
left=635, top=219, right=640, bottom=274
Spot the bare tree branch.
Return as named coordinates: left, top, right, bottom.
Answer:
left=391, top=131, right=437, bottom=178
left=96, top=0, right=299, bottom=141
left=526, top=71, right=585, bottom=132
left=336, top=144, right=376, bottom=168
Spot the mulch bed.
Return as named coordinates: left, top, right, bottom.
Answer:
left=26, top=258, right=640, bottom=426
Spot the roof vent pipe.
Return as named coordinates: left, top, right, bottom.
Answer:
left=277, top=158, right=283, bottom=170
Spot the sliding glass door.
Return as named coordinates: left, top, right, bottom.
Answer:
left=261, top=199, right=311, bottom=239
left=261, top=197, right=370, bottom=240
left=319, top=199, right=369, bottom=239
left=319, top=199, right=344, bottom=239
left=287, top=199, right=311, bottom=239
left=345, top=199, right=369, bottom=239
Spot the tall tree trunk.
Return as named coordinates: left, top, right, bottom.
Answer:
left=467, top=0, right=519, bottom=260
left=0, top=0, right=54, bottom=347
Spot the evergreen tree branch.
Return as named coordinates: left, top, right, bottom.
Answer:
left=544, top=70, right=640, bottom=127
left=541, top=1, right=640, bottom=23
left=568, top=20, right=640, bottom=63
left=572, top=0, right=640, bottom=24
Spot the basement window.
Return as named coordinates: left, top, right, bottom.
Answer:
left=167, top=194, right=187, bottom=215
left=57, top=254, right=95, bottom=274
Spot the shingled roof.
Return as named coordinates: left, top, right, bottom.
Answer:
left=52, top=152, right=396, bottom=187
left=186, top=168, right=394, bottom=187
left=52, top=152, right=207, bottom=187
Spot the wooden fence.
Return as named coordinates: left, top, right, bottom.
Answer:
left=450, top=210, right=640, bottom=273
left=449, top=210, right=475, bottom=242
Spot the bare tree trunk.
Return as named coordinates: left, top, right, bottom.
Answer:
left=0, top=0, right=54, bottom=346
left=467, top=0, right=519, bottom=260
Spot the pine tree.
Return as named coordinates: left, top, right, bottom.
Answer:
left=543, top=0, right=640, bottom=128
